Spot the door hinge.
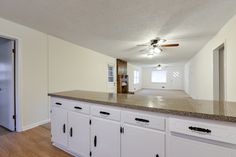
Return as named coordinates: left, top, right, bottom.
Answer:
left=120, top=127, right=124, bottom=134
left=13, top=115, right=16, bottom=119
left=90, top=151, right=92, bottom=156
left=89, top=119, right=92, bottom=125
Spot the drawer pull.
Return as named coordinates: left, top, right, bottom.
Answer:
left=74, top=106, right=82, bottom=110
left=188, top=126, right=211, bottom=134
left=63, top=124, right=66, bottom=133
left=135, top=118, right=150, bottom=123
left=94, top=136, right=97, bottom=147
left=55, top=102, right=62, bottom=106
left=99, top=111, right=110, bottom=115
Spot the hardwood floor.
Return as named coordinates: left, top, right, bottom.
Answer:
left=0, top=126, right=10, bottom=136
left=135, top=89, right=190, bottom=99
left=0, top=125, right=72, bottom=157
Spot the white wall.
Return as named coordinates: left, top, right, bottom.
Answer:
left=142, top=65, right=184, bottom=90
left=48, top=36, right=116, bottom=93
left=185, top=15, right=236, bottom=101
left=0, top=18, right=48, bottom=130
left=0, top=17, right=116, bottom=131
left=127, top=63, right=142, bottom=92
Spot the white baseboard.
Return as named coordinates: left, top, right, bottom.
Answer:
left=22, top=119, right=50, bottom=131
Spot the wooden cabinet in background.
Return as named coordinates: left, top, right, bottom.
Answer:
left=117, top=74, right=129, bottom=93
left=116, top=59, right=129, bottom=93
left=117, top=59, right=127, bottom=75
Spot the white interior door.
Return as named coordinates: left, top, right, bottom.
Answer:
left=107, top=64, right=116, bottom=93
left=0, top=38, right=15, bottom=131
left=91, top=117, right=120, bottom=157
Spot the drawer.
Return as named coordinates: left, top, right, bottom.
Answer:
left=122, top=111, right=165, bottom=131
left=91, top=106, right=121, bottom=121
left=51, top=97, right=73, bottom=109
left=67, top=101, right=90, bottom=115
left=51, top=97, right=90, bottom=114
left=169, top=118, right=236, bottom=145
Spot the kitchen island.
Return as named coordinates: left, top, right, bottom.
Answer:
left=49, top=90, right=236, bottom=157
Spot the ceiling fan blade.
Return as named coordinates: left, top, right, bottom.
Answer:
left=137, top=44, right=149, bottom=47
left=139, top=48, right=149, bottom=52
left=160, top=43, right=179, bottom=47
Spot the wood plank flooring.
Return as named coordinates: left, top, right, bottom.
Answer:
left=0, top=125, right=72, bottom=157
left=0, top=126, right=10, bottom=136
left=135, top=89, right=190, bottom=98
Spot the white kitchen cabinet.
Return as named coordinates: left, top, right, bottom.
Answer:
left=168, top=118, right=236, bottom=157
left=51, top=106, right=68, bottom=147
left=91, top=117, right=120, bottom=157
left=50, top=97, right=236, bottom=157
left=168, top=135, right=236, bottom=157
left=68, top=111, right=90, bottom=157
left=122, top=124, right=165, bottom=157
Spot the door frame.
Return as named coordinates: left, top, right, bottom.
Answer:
left=213, top=41, right=228, bottom=102
left=0, top=33, right=21, bottom=132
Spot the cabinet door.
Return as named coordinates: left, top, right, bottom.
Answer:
left=168, top=135, right=236, bottom=157
left=91, top=117, right=120, bottom=157
left=122, top=124, right=165, bottom=157
left=51, top=106, right=67, bottom=147
left=68, top=111, right=90, bottom=157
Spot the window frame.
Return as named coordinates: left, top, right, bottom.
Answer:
left=107, top=64, right=114, bottom=83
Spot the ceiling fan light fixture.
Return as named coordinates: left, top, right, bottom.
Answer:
left=153, top=47, right=161, bottom=53
left=147, top=52, right=155, bottom=58
left=158, top=39, right=167, bottom=45
left=156, top=64, right=162, bottom=70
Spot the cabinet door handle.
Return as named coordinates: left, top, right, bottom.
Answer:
left=99, top=111, right=110, bottom=115
left=188, top=126, right=211, bottom=134
left=94, top=136, right=97, bottom=147
left=135, top=118, right=150, bottom=123
left=156, top=154, right=159, bottom=157
left=55, top=102, right=62, bottom=106
left=74, top=106, right=82, bottom=110
left=63, top=124, right=66, bottom=133
left=70, top=127, right=73, bottom=137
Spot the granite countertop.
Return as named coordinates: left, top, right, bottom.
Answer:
left=48, top=90, right=236, bottom=123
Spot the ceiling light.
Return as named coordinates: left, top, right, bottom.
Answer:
left=153, top=47, right=161, bottom=53
left=158, top=39, right=167, bottom=45
left=147, top=53, right=155, bottom=58
left=149, top=47, right=161, bottom=54
left=156, top=64, right=162, bottom=70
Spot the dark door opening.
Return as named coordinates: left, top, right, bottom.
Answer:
left=0, top=37, right=16, bottom=132
left=213, top=44, right=225, bottom=115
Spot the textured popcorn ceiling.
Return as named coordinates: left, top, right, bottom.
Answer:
left=0, top=0, right=236, bottom=65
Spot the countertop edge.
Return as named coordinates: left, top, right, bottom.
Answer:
left=48, top=93, right=236, bottom=123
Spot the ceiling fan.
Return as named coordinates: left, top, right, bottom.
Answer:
left=137, top=38, right=179, bottom=57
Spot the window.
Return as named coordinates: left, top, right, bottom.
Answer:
left=108, top=65, right=114, bottom=83
left=151, top=70, right=167, bottom=83
left=134, top=70, right=140, bottom=84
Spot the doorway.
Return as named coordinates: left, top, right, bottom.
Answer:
left=0, top=36, right=16, bottom=133
left=213, top=44, right=225, bottom=103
